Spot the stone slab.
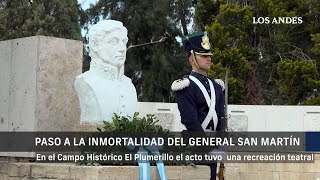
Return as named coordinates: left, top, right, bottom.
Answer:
left=0, top=40, right=11, bottom=131
left=7, top=163, right=31, bottom=177
left=31, top=163, right=70, bottom=179
left=70, top=166, right=99, bottom=180
left=299, top=173, right=315, bottom=180
left=279, top=172, right=300, bottom=180
left=36, top=36, right=82, bottom=131
left=181, top=166, right=211, bottom=179
left=1, top=162, right=320, bottom=180
left=97, top=166, right=132, bottom=180
left=9, top=37, right=38, bottom=131
left=0, top=36, right=82, bottom=133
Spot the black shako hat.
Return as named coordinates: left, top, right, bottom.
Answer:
left=182, top=31, right=213, bottom=57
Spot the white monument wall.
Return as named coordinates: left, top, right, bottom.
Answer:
left=138, top=102, right=320, bottom=132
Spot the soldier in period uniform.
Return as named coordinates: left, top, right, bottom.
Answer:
left=171, top=31, right=225, bottom=180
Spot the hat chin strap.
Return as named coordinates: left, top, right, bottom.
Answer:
left=191, top=50, right=207, bottom=72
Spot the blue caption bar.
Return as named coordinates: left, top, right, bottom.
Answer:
left=305, top=132, right=320, bottom=152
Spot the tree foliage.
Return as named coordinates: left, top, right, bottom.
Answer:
left=195, top=0, right=320, bottom=105
left=275, top=60, right=319, bottom=105
left=198, top=3, right=262, bottom=104
left=0, top=0, right=81, bottom=41
left=253, top=0, right=320, bottom=104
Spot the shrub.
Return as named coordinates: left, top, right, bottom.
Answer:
left=97, top=112, right=168, bottom=133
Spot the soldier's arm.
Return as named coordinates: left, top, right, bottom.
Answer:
left=176, top=87, right=204, bottom=132
left=217, top=84, right=226, bottom=132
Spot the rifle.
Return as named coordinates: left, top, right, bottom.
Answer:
left=218, top=69, right=228, bottom=180
left=218, top=163, right=225, bottom=180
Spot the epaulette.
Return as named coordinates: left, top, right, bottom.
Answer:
left=214, top=79, right=225, bottom=91
left=171, top=78, right=190, bottom=91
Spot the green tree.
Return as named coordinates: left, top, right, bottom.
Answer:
left=194, top=0, right=220, bottom=28
left=302, top=33, right=320, bottom=105
left=86, top=0, right=193, bottom=102
left=310, top=33, right=320, bottom=72
left=302, top=95, right=320, bottom=105
left=253, top=0, right=320, bottom=104
left=275, top=60, right=319, bottom=105
left=196, top=2, right=262, bottom=104
left=0, top=0, right=81, bottom=41
left=195, top=0, right=320, bottom=105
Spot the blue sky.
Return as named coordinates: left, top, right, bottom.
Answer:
left=78, top=0, right=98, bottom=10
left=78, top=0, right=99, bottom=36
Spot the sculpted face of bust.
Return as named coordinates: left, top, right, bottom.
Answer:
left=75, top=20, right=137, bottom=124
left=89, top=20, right=128, bottom=68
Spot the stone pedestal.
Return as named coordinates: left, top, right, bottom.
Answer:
left=0, top=36, right=82, bottom=132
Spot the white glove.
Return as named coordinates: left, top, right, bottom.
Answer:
left=214, top=79, right=225, bottom=91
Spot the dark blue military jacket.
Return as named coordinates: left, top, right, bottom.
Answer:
left=175, top=71, right=225, bottom=132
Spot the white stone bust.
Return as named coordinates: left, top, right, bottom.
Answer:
left=74, top=20, right=138, bottom=124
